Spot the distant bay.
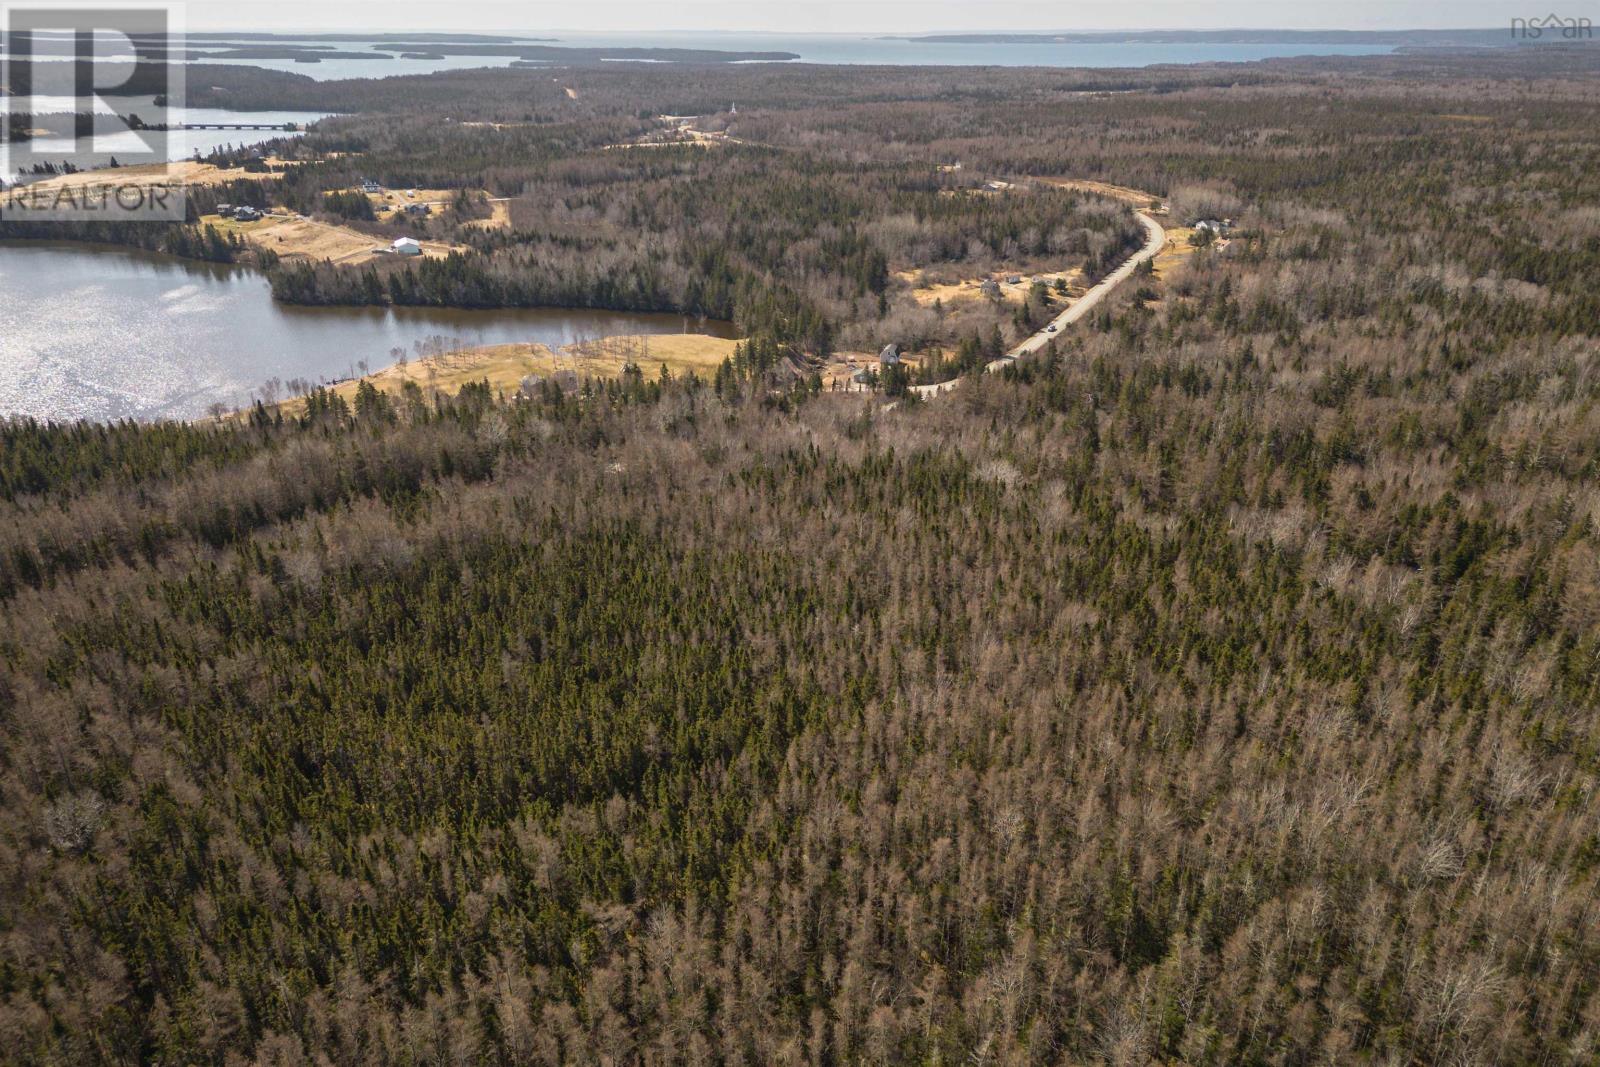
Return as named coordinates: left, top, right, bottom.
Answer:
left=0, top=31, right=1402, bottom=81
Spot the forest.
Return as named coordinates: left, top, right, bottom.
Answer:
left=2, top=64, right=1146, bottom=370
left=252, top=146, right=1140, bottom=358
left=3, top=44, right=1600, bottom=1065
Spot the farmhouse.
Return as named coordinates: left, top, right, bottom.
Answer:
left=359, top=178, right=383, bottom=194
left=391, top=237, right=423, bottom=256
left=878, top=344, right=901, bottom=366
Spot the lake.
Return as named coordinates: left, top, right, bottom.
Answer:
left=0, top=241, right=737, bottom=422
left=3, top=96, right=331, bottom=180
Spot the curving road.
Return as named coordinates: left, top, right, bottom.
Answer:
left=909, top=208, right=1166, bottom=398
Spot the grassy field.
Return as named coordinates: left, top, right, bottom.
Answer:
left=1151, top=224, right=1201, bottom=278
left=896, top=267, right=1082, bottom=307
left=464, top=199, right=512, bottom=230
left=264, top=333, right=743, bottom=415
left=203, top=212, right=460, bottom=264
left=4, top=159, right=290, bottom=196
left=1037, top=177, right=1163, bottom=210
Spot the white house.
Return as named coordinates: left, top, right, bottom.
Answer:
left=391, top=237, right=423, bottom=256
left=879, top=343, right=901, bottom=366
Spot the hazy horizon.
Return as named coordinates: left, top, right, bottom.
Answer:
left=173, top=0, right=1555, bottom=35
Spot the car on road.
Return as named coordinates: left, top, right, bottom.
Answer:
left=1046, top=324, right=1058, bottom=332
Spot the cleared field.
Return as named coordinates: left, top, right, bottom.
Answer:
left=822, top=349, right=929, bottom=390
left=270, top=332, right=743, bottom=413
left=365, top=187, right=460, bottom=211
left=605, top=138, right=719, bottom=151
left=6, top=162, right=468, bottom=265
left=896, top=267, right=1081, bottom=307
left=4, top=159, right=292, bottom=197
left=204, top=212, right=459, bottom=264
left=477, top=199, right=512, bottom=230
left=1151, top=225, right=1201, bottom=277
left=606, top=115, right=740, bottom=150
left=328, top=185, right=510, bottom=228
left=555, top=333, right=740, bottom=376
left=1036, top=177, right=1163, bottom=209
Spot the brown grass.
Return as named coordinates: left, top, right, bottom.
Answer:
left=896, top=267, right=1081, bottom=307
left=205, top=213, right=460, bottom=264
left=1152, top=226, right=1200, bottom=278
left=460, top=199, right=513, bottom=231
left=269, top=333, right=742, bottom=414
left=366, top=187, right=461, bottom=210
left=5, top=159, right=291, bottom=197
left=1036, top=178, right=1162, bottom=210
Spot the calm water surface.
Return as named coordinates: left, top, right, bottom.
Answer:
left=189, top=39, right=1398, bottom=79
left=0, top=241, right=736, bottom=422
left=3, top=96, right=330, bottom=179
left=0, top=36, right=1398, bottom=80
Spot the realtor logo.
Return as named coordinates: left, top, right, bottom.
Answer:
left=1, top=4, right=187, bottom=221
left=1511, top=13, right=1595, bottom=38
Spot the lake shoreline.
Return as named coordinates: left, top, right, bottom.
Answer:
left=0, top=240, right=737, bottom=422
left=243, top=333, right=746, bottom=420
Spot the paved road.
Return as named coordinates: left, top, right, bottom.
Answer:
left=909, top=210, right=1166, bottom=398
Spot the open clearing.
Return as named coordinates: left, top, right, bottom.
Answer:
left=1036, top=178, right=1163, bottom=210
left=896, top=267, right=1082, bottom=307
left=271, top=332, right=742, bottom=413
left=4, top=161, right=473, bottom=266
left=607, top=118, right=731, bottom=150
left=4, top=159, right=292, bottom=198
left=204, top=213, right=461, bottom=264
left=460, top=198, right=513, bottom=230
left=326, top=184, right=513, bottom=229
left=1152, top=225, right=1201, bottom=277
left=363, top=186, right=461, bottom=211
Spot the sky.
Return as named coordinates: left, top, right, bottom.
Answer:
left=182, top=0, right=1569, bottom=34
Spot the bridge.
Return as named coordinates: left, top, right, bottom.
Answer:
left=174, top=122, right=303, bottom=131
